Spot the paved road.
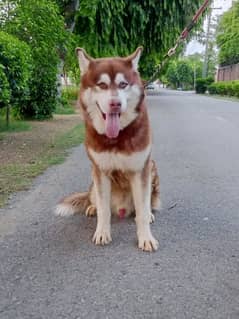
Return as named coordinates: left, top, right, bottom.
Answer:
left=1, top=90, right=239, bottom=319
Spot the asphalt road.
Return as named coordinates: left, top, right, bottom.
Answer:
left=1, top=90, right=239, bottom=319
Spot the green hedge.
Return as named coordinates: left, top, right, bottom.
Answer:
left=4, top=0, right=67, bottom=119
left=0, top=31, right=32, bottom=108
left=208, top=81, right=239, bottom=98
left=195, top=77, right=214, bottom=94
left=0, top=31, right=32, bottom=124
left=0, top=64, right=10, bottom=108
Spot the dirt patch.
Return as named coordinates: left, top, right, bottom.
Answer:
left=0, top=114, right=82, bottom=165
left=0, top=113, right=84, bottom=207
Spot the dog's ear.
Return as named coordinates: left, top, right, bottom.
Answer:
left=76, top=48, right=92, bottom=75
left=126, top=47, right=143, bottom=71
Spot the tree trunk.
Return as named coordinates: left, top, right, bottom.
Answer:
left=6, top=104, right=10, bottom=127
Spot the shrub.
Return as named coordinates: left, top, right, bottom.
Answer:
left=208, top=80, right=239, bottom=98
left=54, top=86, right=78, bottom=115
left=0, top=31, right=32, bottom=106
left=0, top=31, right=32, bottom=123
left=4, top=0, right=67, bottom=119
left=195, top=78, right=206, bottom=93
left=55, top=95, right=75, bottom=115
left=233, top=82, right=239, bottom=98
left=207, top=83, right=217, bottom=95
left=0, top=64, right=10, bottom=108
left=195, top=77, right=214, bottom=94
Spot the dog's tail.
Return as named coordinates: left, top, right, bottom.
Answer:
left=55, top=191, right=91, bottom=217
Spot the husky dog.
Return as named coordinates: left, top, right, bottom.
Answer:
left=55, top=47, right=160, bottom=251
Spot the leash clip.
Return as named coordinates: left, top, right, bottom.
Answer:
left=167, top=43, right=178, bottom=57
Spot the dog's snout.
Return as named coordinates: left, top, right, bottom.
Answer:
left=109, top=99, right=121, bottom=111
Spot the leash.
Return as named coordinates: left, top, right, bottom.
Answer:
left=144, top=0, right=212, bottom=87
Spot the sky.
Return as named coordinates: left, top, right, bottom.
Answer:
left=185, top=0, right=233, bottom=55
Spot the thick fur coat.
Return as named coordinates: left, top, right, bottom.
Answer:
left=55, top=47, right=160, bottom=251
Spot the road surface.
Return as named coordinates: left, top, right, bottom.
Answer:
left=1, top=90, right=239, bottom=319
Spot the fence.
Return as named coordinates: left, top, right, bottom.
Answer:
left=216, top=63, right=239, bottom=82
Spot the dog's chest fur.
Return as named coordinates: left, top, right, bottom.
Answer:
left=88, top=144, right=151, bottom=172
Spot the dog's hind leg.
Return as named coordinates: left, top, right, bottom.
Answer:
left=55, top=185, right=93, bottom=217
left=151, top=160, right=160, bottom=209
left=149, top=160, right=160, bottom=223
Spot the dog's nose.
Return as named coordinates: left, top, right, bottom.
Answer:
left=109, top=99, right=121, bottom=111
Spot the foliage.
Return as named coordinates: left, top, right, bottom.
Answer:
left=165, top=61, right=178, bottom=88
left=0, top=31, right=32, bottom=123
left=73, top=0, right=205, bottom=78
left=62, top=86, right=79, bottom=101
left=55, top=86, right=79, bottom=115
left=185, top=53, right=203, bottom=80
left=55, top=96, right=75, bottom=114
left=195, top=77, right=214, bottom=94
left=62, top=33, right=81, bottom=84
left=0, top=0, right=208, bottom=112
left=55, top=0, right=77, bottom=28
left=194, top=12, right=218, bottom=78
left=165, top=57, right=202, bottom=90
left=55, top=84, right=79, bottom=114
left=176, top=61, right=193, bottom=89
left=4, top=0, right=67, bottom=119
left=208, top=81, right=239, bottom=98
left=204, top=38, right=217, bottom=78
left=216, top=1, right=239, bottom=66
left=0, top=64, right=10, bottom=109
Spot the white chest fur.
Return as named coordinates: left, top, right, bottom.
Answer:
left=88, top=145, right=151, bottom=172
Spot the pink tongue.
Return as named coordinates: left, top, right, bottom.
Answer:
left=105, top=113, right=120, bottom=138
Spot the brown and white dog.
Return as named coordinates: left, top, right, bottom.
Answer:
left=55, top=47, right=160, bottom=251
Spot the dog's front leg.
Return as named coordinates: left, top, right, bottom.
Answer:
left=92, top=165, right=112, bottom=245
left=130, top=162, right=159, bottom=252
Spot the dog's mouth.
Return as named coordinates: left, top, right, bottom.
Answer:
left=96, top=103, right=121, bottom=139
left=101, top=112, right=121, bottom=120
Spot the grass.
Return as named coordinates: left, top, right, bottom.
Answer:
left=54, top=86, right=79, bottom=115
left=54, top=102, right=75, bottom=115
left=0, top=118, right=32, bottom=133
left=0, top=123, right=85, bottom=207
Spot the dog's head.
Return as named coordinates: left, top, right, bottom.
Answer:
left=76, top=47, right=144, bottom=139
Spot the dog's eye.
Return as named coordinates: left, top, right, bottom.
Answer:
left=97, top=82, right=108, bottom=90
left=118, top=81, right=128, bottom=89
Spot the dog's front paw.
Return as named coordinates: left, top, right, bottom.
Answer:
left=138, top=233, right=159, bottom=252
left=93, top=227, right=112, bottom=245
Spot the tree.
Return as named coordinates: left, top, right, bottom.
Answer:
left=72, top=0, right=205, bottom=78
left=186, top=53, right=204, bottom=87
left=165, top=61, right=178, bottom=89
left=165, top=59, right=195, bottom=90
left=216, top=0, right=239, bottom=66
left=4, top=0, right=67, bottom=119
left=176, top=61, right=193, bottom=89
left=55, top=0, right=78, bottom=29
